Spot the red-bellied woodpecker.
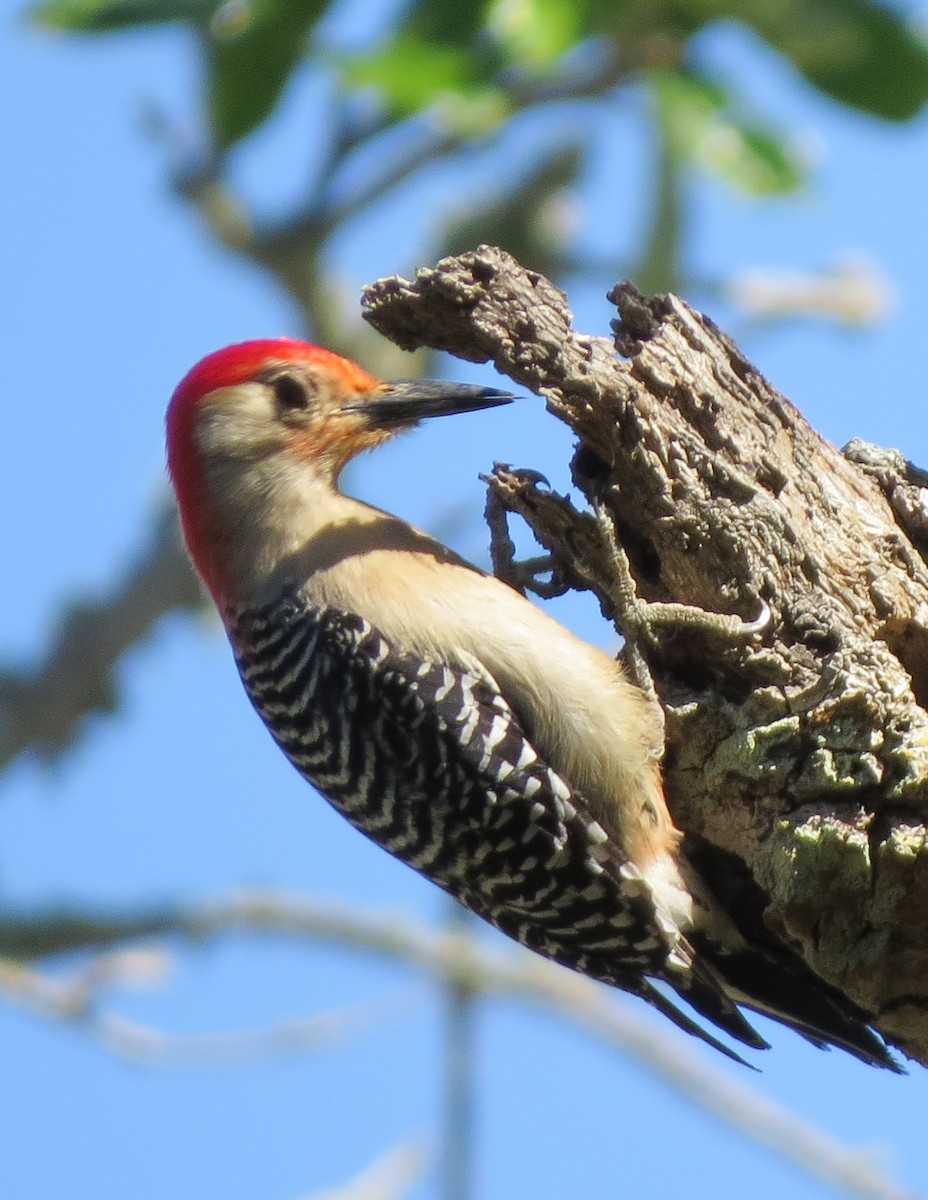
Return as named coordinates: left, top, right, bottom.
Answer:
left=167, top=338, right=900, bottom=1070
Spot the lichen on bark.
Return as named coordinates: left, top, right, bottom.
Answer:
left=363, top=245, right=928, bottom=1063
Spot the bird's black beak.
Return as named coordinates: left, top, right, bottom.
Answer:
left=345, top=380, right=514, bottom=427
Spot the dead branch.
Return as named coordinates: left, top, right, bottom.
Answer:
left=362, top=245, right=928, bottom=1063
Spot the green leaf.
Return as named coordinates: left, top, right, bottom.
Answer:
left=339, top=31, right=507, bottom=129
left=679, top=0, right=928, bottom=121
left=342, top=35, right=477, bottom=113
left=402, top=0, right=491, bottom=44
left=206, top=0, right=329, bottom=150
left=756, top=0, right=928, bottom=121
left=652, top=69, right=804, bottom=195
left=582, top=0, right=692, bottom=41
left=30, top=0, right=217, bottom=31
left=487, top=0, right=586, bottom=67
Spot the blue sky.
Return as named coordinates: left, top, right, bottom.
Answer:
left=3, top=5, right=928, bottom=1199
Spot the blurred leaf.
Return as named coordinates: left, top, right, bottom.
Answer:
left=679, top=0, right=928, bottom=121
left=437, top=86, right=511, bottom=135
left=580, top=0, right=697, bottom=42
left=653, top=69, right=804, bottom=195
left=756, top=0, right=928, bottom=120
left=207, top=0, right=329, bottom=149
left=339, top=32, right=508, bottom=130
left=30, top=0, right=217, bottom=30
left=487, top=0, right=587, bottom=67
left=342, top=35, right=480, bottom=114
left=402, top=0, right=490, bottom=43
left=439, top=142, right=584, bottom=277
left=633, top=131, right=683, bottom=294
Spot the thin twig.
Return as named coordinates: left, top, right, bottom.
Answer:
left=297, top=1141, right=428, bottom=1200
left=0, top=952, right=411, bottom=1068
left=442, top=902, right=477, bottom=1200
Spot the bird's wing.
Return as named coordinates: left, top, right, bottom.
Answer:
left=231, top=596, right=762, bottom=1064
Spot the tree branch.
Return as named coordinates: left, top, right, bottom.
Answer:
left=0, top=891, right=913, bottom=1200
left=0, top=505, right=205, bottom=769
left=361, top=245, right=928, bottom=1063
left=0, top=949, right=398, bottom=1068
left=298, top=1142, right=427, bottom=1200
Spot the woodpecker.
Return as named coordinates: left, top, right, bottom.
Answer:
left=167, top=338, right=899, bottom=1071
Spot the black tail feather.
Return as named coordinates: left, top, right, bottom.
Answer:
left=721, top=947, right=903, bottom=1072
left=631, top=978, right=759, bottom=1069
left=692, top=936, right=904, bottom=1074
left=669, top=959, right=771, bottom=1051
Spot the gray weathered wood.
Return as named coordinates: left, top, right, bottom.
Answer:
left=363, top=245, right=928, bottom=1064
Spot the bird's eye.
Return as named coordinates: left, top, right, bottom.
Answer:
left=271, top=372, right=314, bottom=414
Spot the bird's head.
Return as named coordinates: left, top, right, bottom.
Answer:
left=166, top=338, right=512, bottom=605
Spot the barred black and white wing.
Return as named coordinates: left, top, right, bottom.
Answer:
left=232, top=596, right=655, bottom=966
left=229, top=595, right=766, bottom=1064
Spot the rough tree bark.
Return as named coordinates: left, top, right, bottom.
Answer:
left=361, top=245, right=928, bottom=1066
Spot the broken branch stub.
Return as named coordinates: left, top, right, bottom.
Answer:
left=362, top=245, right=928, bottom=1062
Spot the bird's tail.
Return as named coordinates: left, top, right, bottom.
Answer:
left=628, top=974, right=765, bottom=1069
left=681, top=931, right=904, bottom=1072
